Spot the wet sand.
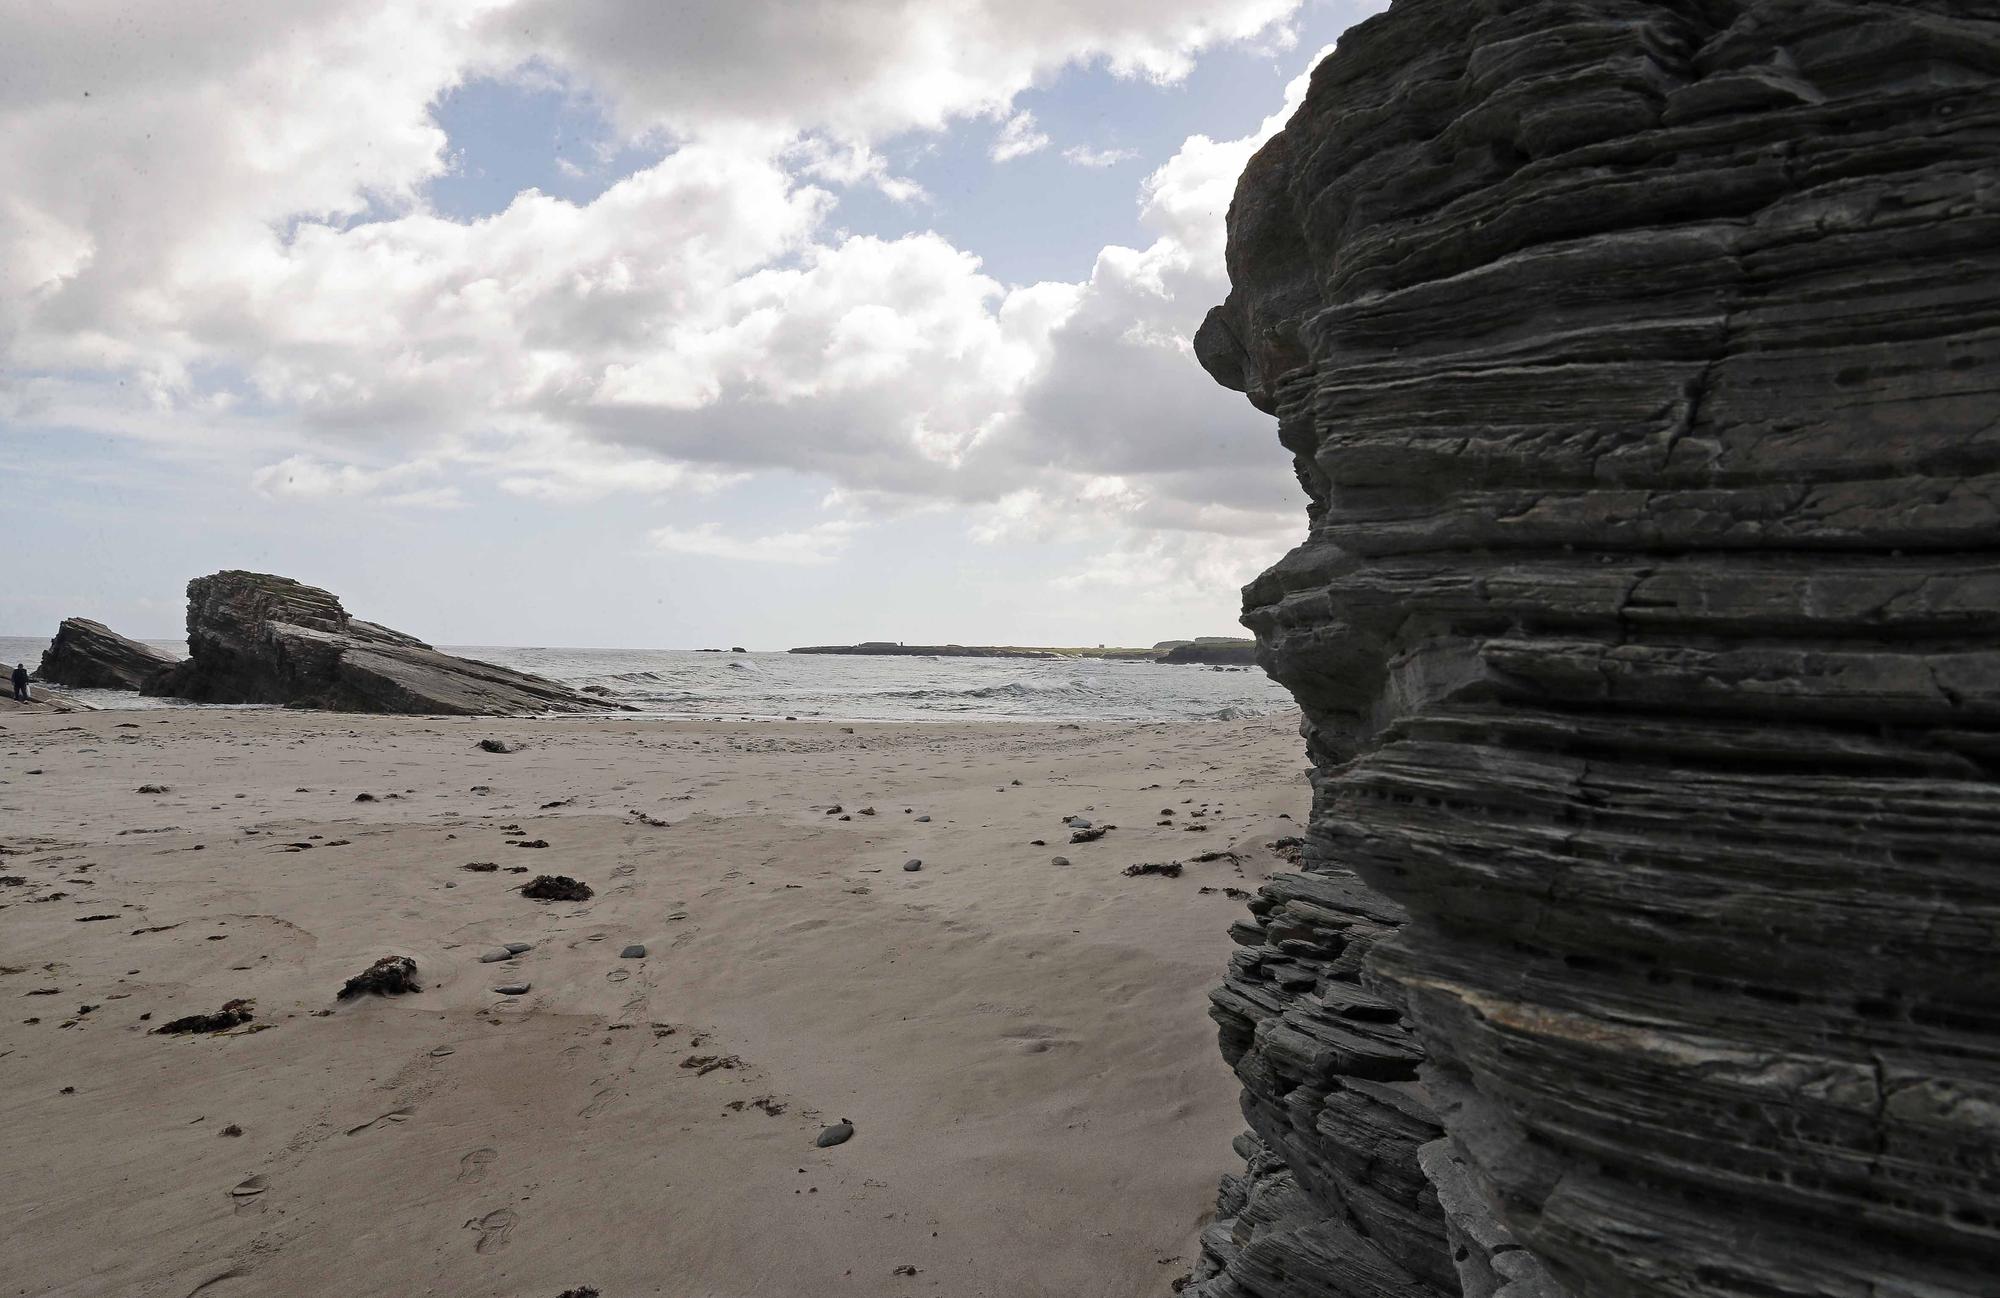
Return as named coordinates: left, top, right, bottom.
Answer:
left=0, top=707, right=1306, bottom=1297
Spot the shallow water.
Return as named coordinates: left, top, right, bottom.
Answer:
left=0, top=637, right=1293, bottom=723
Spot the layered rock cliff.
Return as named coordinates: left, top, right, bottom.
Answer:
left=35, top=618, right=180, bottom=690
left=146, top=571, right=614, bottom=715
left=1193, top=4, right=2000, bottom=1296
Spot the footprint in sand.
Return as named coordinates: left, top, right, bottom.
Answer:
left=345, top=1108, right=414, bottom=1136
left=578, top=1086, right=618, bottom=1118
left=465, top=1207, right=516, bottom=1254
left=229, top=1174, right=268, bottom=1214
left=1005, top=1026, right=1078, bottom=1055
left=456, top=1147, right=497, bottom=1183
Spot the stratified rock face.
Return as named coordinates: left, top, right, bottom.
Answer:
left=35, top=618, right=180, bottom=690
left=1192, top=865, right=1459, bottom=1298
left=1197, top=4, right=2000, bottom=1297
left=146, top=571, right=612, bottom=715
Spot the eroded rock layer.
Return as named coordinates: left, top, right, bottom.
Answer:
left=35, top=617, right=180, bottom=690
left=1196, top=3, right=2000, bottom=1296
left=146, top=571, right=613, bottom=715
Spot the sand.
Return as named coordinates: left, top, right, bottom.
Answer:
left=0, top=704, right=1307, bottom=1297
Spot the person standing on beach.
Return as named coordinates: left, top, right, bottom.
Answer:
left=10, top=663, right=27, bottom=702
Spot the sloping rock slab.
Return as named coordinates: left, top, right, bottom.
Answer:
left=36, top=618, right=180, bottom=690
left=145, top=571, right=619, bottom=716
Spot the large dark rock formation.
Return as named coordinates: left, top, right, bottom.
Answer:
left=145, top=571, right=613, bottom=715
left=1193, top=4, right=2000, bottom=1297
left=35, top=618, right=180, bottom=690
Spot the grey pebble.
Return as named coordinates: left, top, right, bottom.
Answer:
left=492, top=983, right=531, bottom=996
left=1051, top=856, right=1070, bottom=867
left=816, top=1121, right=855, bottom=1148
left=1066, top=816, right=1092, bottom=829
left=503, top=942, right=533, bottom=954
left=620, top=944, right=647, bottom=959
left=477, top=949, right=513, bottom=963
left=903, top=859, right=922, bottom=872
left=914, top=815, right=931, bottom=823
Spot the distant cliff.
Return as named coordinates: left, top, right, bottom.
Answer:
left=1190, top=4, right=2000, bottom=1297
left=1158, top=640, right=1257, bottom=666
left=790, top=638, right=1254, bottom=663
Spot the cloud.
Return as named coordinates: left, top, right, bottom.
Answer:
left=1062, top=145, right=1139, bottom=168
left=991, top=111, right=1051, bottom=162
left=250, top=455, right=464, bottom=508
left=1, top=4, right=1376, bottom=618
left=482, top=0, right=1307, bottom=142
left=648, top=519, right=861, bottom=565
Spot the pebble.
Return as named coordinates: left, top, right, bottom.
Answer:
left=504, top=942, right=533, bottom=954
left=903, top=859, right=922, bottom=872
left=492, top=983, right=531, bottom=996
left=915, top=815, right=931, bottom=823
left=620, top=944, right=647, bottom=959
left=477, top=949, right=513, bottom=963
left=816, top=1121, right=855, bottom=1148
left=1051, top=856, right=1070, bottom=867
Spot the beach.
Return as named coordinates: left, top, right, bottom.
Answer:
left=0, top=706, right=1306, bottom=1297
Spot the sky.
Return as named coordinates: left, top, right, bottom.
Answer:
left=1, top=0, right=1386, bottom=649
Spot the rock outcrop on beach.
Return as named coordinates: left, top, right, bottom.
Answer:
left=145, top=571, right=614, bottom=715
left=35, top=618, right=180, bottom=690
left=1193, top=4, right=2000, bottom=1297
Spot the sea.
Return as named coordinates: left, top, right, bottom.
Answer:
left=0, top=638, right=1296, bottom=724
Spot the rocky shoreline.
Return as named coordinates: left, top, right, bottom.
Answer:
left=28, top=571, right=617, bottom=716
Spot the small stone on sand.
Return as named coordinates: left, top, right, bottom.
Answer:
left=816, top=1120, right=855, bottom=1148
left=620, top=944, right=647, bottom=959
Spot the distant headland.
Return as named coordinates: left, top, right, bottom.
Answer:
left=788, top=637, right=1258, bottom=665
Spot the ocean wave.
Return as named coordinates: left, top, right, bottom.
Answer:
left=879, top=680, right=1091, bottom=701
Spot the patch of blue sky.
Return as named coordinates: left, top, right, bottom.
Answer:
left=425, top=67, right=669, bottom=222
left=833, top=2, right=1375, bottom=286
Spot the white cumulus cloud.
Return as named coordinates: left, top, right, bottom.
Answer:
left=991, top=111, right=1051, bottom=162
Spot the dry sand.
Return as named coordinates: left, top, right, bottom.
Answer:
left=0, top=704, right=1308, bottom=1298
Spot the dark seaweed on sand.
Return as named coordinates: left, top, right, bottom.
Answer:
left=155, top=999, right=254, bottom=1034
left=520, top=874, right=593, bottom=901
left=337, top=955, right=421, bottom=1000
